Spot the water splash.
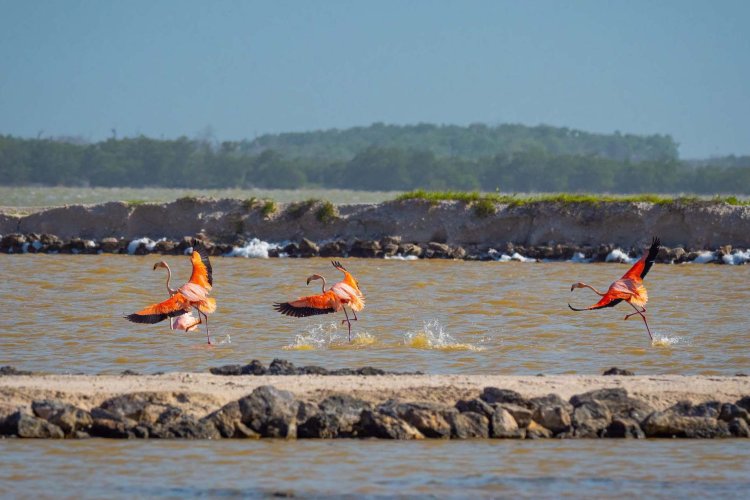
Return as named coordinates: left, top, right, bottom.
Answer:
left=605, top=249, right=636, bottom=264
left=651, top=334, right=687, bottom=347
left=404, top=320, right=484, bottom=351
left=384, top=254, right=419, bottom=261
left=692, top=251, right=716, bottom=264
left=722, top=250, right=750, bottom=265
left=488, top=249, right=535, bottom=262
left=226, top=238, right=279, bottom=258
left=283, top=323, right=342, bottom=350
left=569, top=252, right=592, bottom=263
left=127, top=237, right=161, bottom=255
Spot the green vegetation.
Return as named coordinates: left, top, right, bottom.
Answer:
left=315, top=200, right=338, bottom=224
left=395, top=190, right=750, bottom=207
left=286, top=199, right=318, bottom=219
left=261, top=200, right=278, bottom=217
left=1, top=124, right=749, bottom=194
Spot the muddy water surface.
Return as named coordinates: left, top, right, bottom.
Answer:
left=1, top=255, right=748, bottom=375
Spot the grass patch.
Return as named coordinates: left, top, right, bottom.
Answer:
left=242, top=197, right=278, bottom=216
left=394, top=190, right=750, bottom=207
left=287, top=199, right=318, bottom=219
left=261, top=200, right=278, bottom=216
left=125, top=199, right=148, bottom=206
left=315, top=200, right=338, bottom=224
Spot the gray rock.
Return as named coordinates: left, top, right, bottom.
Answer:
left=155, top=416, right=221, bottom=439
left=241, top=360, right=267, bottom=375
left=268, top=358, right=298, bottom=375
left=349, top=240, right=381, bottom=258
left=238, top=386, right=298, bottom=438
left=2, top=411, right=64, bottom=438
left=572, top=400, right=611, bottom=437
left=532, top=405, right=571, bottom=435
left=298, top=366, right=329, bottom=375
left=298, top=394, right=370, bottom=438
left=379, top=401, right=455, bottom=439
left=529, top=394, right=573, bottom=414
left=299, top=238, right=319, bottom=257
left=202, top=401, right=248, bottom=438
left=0, top=366, right=32, bottom=376
left=604, top=418, right=645, bottom=439
left=719, top=403, right=750, bottom=423
left=382, top=243, right=399, bottom=257
left=446, top=411, right=490, bottom=439
left=491, top=407, right=523, bottom=438
left=455, top=398, right=494, bottom=417
left=602, top=367, right=635, bottom=376
left=100, top=237, right=121, bottom=253
left=729, top=418, right=750, bottom=438
left=427, top=242, right=451, bottom=258
left=734, top=396, right=750, bottom=412
left=480, top=387, right=532, bottom=408
left=642, top=401, right=731, bottom=438
left=319, top=241, right=346, bottom=257
left=31, top=399, right=92, bottom=436
left=355, top=410, right=423, bottom=439
left=89, top=418, right=134, bottom=439
left=495, top=403, right=533, bottom=428
left=98, top=393, right=153, bottom=422
left=525, top=421, right=552, bottom=439
left=399, top=243, right=422, bottom=257
left=210, top=364, right=243, bottom=376
left=570, top=388, right=654, bottom=421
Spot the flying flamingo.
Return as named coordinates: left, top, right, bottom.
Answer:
left=273, top=260, right=365, bottom=341
left=126, top=247, right=216, bottom=343
left=569, top=237, right=661, bottom=340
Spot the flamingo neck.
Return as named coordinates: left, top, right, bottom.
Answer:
left=319, top=276, right=328, bottom=293
left=164, top=264, right=177, bottom=295
left=580, top=283, right=605, bottom=296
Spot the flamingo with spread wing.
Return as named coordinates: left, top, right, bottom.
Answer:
left=569, top=237, right=661, bottom=340
left=126, top=246, right=216, bottom=344
left=274, top=260, right=365, bottom=341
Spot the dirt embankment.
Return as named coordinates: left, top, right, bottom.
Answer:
left=1, top=197, right=749, bottom=249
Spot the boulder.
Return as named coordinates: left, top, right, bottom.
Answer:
left=525, top=420, right=552, bottom=439
left=319, top=241, right=346, bottom=257
left=268, top=358, right=298, bottom=375
left=238, top=386, right=299, bottom=438
left=31, top=399, right=92, bottom=436
left=210, top=364, right=243, bottom=376
left=603, top=418, right=645, bottom=439
left=1, top=411, right=64, bottom=438
left=480, top=387, right=532, bottom=408
left=202, top=401, right=259, bottom=439
left=495, top=404, right=533, bottom=428
left=355, top=410, right=424, bottom=440
left=379, top=401, right=455, bottom=439
left=571, top=400, right=611, bottom=437
left=491, top=407, right=523, bottom=438
left=299, top=238, right=319, bottom=257
left=446, top=411, right=490, bottom=439
left=0, top=366, right=32, bottom=376
left=242, top=360, right=267, bottom=375
left=641, top=401, right=730, bottom=438
left=570, top=388, right=654, bottom=421
left=349, top=240, right=381, bottom=258
left=298, top=394, right=370, bottom=438
left=455, top=398, right=494, bottom=417
left=532, top=405, right=571, bottom=435
left=602, top=367, right=635, bottom=376
left=719, top=403, right=750, bottom=423
left=728, top=418, right=750, bottom=438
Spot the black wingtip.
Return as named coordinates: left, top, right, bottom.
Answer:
left=331, top=260, right=347, bottom=271
left=568, top=304, right=583, bottom=312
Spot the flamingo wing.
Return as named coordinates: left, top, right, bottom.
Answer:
left=273, top=291, right=338, bottom=318
left=332, top=260, right=361, bottom=292
left=568, top=295, right=624, bottom=311
left=188, top=247, right=213, bottom=290
left=126, top=293, right=191, bottom=324
left=622, top=237, right=661, bottom=281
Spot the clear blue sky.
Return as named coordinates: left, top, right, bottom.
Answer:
left=1, top=0, right=748, bottom=158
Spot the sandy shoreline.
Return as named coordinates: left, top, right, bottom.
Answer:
left=2, top=373, right=749, bottom=418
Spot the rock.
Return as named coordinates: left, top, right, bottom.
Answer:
left=495, top=404, right=533, bottom=428
left=570, top=388, right=654, bottom=421
left=532, top=405, right=571, bottom=435
left=0, top=366, right=32, bottom=376
left=268, top=358, right=298, bottom=375
left=382, top=243, right=399, bottom=257
left=381, top=236, right=402, bottom=246
left=379, top=401, right=456, bottom=439
left=282, top=242, right=299, bottom=257
left=571, top=401, right=611, bottom=437
left=735, top=396, right=750, bottom=412
left=89, top=417, right=134, bottom=439
left=603, top=418, right=645, bottom=439
left=525, top=420, right=552, bottom=439
left=238, top=386, right=299, bottom=438
left=202, top=401, right=249, bottom=438
left=297, top=365, right=330, bottom=375
left=356, top=410, right=424, bottom=440
left=728, top=418, right=750, bottom=438
left=1, top=411, right=64, bottom=438
left=450, top=246, right=467, bottom=259
left=99, top=237, right=121, bottom=253
left=31, top=400, right=92, bottom=436
left=98, top=394, right=151, bottom=421
left=602, top=367, right=635, bottom=376
left=480, top=387, right=532, bottom=408
left=425, top=242, right=451, bottom=258
left=298, top=238, right=319, bottom=257
left=529, top=394, right=573, bottom=414
left=154, top=240, right=176, bottom=254
left=0, top=233, right=26, bottom=252
left=398, top=243, right=422, bottom=257
left=455, top=398, right=494, bottom=417
left=319, top=241, right=346, bottom=257
left=349, top=240, right=381, bottom=258
left=719, top=403, right=750, bottom=423
left=210, top=364, right=243, bottom=376
left=641, top=401, right=730, bottom=438
left=241, top=360, right=267, bottom=375
left=355, top=367, right=385, bottom=376
left=298, top=394, right=370, bottom=438
left=446, top=411, right=490, bottom=439
left=156, top=416, right=221, bottom=439
left=491, top=407, right=523, bottom=438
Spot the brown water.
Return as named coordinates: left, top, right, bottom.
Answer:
left=1, top=254, right=748, bottom=375
left=2, top=439, right=749, bottom=498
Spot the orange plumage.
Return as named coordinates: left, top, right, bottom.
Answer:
left=569, top=237, right=660, bottom=340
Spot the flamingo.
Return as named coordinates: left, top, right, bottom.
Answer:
left=569, top=237, right=661, bottom=340
left=126, top=247, right=216, bottom=343
left=273, top=260, right=365, bottom=341
left=153, top=259, right=201, bottom=333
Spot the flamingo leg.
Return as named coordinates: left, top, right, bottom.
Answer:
left=625, top=302, right=652, bottom=341
left=196, top=308, right=211, bottom=345
left=341, top=307, right=352, bottom=342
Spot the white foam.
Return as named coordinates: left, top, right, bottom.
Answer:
left=403, top=320, right=484, bottom=351
left=127, top=237, right=160, bottom=255
left=692, top=251, right=716, bottom=264
left=605, top=249, right=636, bottom=264
left=384, top=254, right=419, bottom=261
left=226, top=238, right=279, bottom=258
left=722, top=249, right=750, bottom=265
left=495, top=252, right=535, bottom=262
left=569, top=252, right=592, bottom=263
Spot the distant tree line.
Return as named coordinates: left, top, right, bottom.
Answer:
left=1, top=124, right=749, bottom=194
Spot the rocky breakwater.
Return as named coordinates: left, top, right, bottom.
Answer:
left=1, top=361, right=749, bottom=440
left=0, top=197, right=749, bottom=262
